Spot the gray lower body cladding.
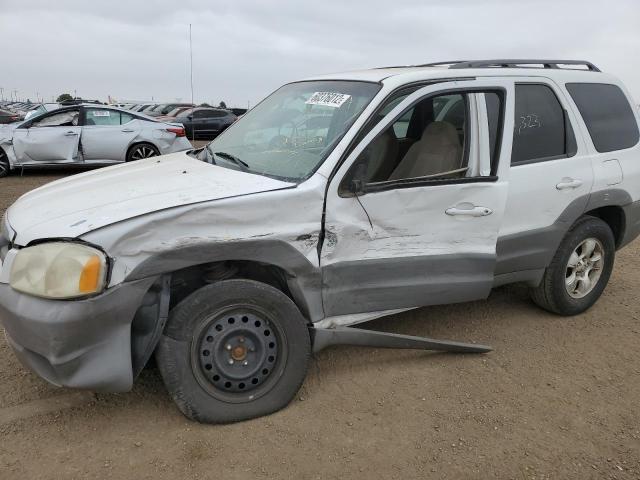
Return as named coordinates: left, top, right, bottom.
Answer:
left=496, top=192, right=640, bottom=278
left=0, top=277, right=156, bottom=392
left=322, top=253, right=495, bottom=316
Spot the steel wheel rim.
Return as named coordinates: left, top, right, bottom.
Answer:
left=131, top=145, right=157, bottom=160
left=565, top=237, right=604, bottom=299
left=191, top=305, right=285, bottom=403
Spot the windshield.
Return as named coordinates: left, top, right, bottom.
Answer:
left=205, top=80, right=380, bottom=181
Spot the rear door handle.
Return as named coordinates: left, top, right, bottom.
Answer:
left=445, top=205, right=493, bottom=217
left=121, top=128, right=135, bottom=133
left=556, top=178, right=583, bottom=190
left=64, top=131, right=78, bottom=136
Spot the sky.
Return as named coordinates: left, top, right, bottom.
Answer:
left=1, top=0, right=639, bottom=107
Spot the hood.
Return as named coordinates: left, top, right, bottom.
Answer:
left=7, top=151, right=294, bottom=245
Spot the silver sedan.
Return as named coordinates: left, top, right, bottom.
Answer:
left=0, top=104, right=193, bottom=177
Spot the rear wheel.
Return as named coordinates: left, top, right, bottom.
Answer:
left=0, top=154, right=9, bottom=178
left=530, top=216, right=615, bottom=315
left=126, top=143, right=159, bottom=162
left=156, top=279, right=311, bottom=423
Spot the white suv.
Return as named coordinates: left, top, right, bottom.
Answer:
left=1, top=59, right=639, bottom=423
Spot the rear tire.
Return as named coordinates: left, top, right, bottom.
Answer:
left=530, top=216, right=615, bottom=315
left=126, top=143, right=159, bottom=162
left=0, top=154, right=9, bottom=178
left=156, top=279, right=311, bottom=423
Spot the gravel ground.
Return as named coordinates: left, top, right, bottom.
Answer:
left=1, top=167, right=639, bottom=479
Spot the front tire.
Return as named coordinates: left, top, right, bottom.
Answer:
left=530, top=216, right=615, bottom=315
left=156, top=279, right=311, bottom=423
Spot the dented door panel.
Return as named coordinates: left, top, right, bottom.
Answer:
left=320, top=80, right=515, bottom=316
left=12, top=126, right=82, bottom=163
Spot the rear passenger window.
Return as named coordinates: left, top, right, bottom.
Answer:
left=566, top=83, right=639, bottom=153
left=512, top=84, right=576, bottom=165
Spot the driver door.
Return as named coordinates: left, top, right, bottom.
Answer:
left=320, top=79, right=515, bottom=316
left=12, top=109, right=81, bottom=164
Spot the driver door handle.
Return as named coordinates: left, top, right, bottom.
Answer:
left=556, top=178, right=583, bottom=190
left=445, top=206, right=493, bottom=217
left=64, top=131, right=78, bottom=136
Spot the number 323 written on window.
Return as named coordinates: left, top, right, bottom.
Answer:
left=517, top=114, right=541, bottom=134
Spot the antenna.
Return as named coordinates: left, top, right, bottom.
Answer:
left=189, top=23, right=195, bottom=143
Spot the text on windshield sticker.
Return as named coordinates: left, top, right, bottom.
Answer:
left=306, top=92, right=351, bottom=108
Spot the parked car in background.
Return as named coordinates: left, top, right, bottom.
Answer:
left=0, top=104, right=192, bottom=177
left=132, top=103, right=158, bottom=112
left=157, top=106, right=192, bottom=120
left=174, top=106, right=237, bottom=139
left=0, top=110, right=21, bottom=124
left=145, top=103, right=194, bottom=118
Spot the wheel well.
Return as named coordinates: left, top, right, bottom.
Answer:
left=168, top=260, right=295, bottom=310
left=584, top=206, right=625, bottom=248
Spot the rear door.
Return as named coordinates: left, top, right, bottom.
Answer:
left=12, top=108, right=81, bottom=164
left=81, top=108, right=140, bottom=163
left=495, top=79, right=594, bottom=276
left=320, top=79, right=514, bottom=316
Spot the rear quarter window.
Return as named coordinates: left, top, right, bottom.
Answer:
left=566, top=83, right=640, bottom=153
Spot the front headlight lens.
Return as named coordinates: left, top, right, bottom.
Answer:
left=10, top=242, right=107, bottom=299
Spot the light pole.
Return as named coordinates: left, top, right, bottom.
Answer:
left=0, top=87, right=3, bottom=101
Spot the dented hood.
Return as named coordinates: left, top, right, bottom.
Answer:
left=7, top=151, right=294, bottom=245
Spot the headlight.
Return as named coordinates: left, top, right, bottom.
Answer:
left=10, top=242, right=107, bottom=299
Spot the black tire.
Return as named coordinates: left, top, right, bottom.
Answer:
left=0, top=154, right=9, bottom=178
left=126, top=143, right=159, bottom=162
left=530, top=216, right=615, bottom=315
left=155, top=279, right=311, bottom=423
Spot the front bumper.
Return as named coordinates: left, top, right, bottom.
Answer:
left=0, top=277, right=156, bottom=392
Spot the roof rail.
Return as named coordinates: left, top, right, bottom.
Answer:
left=420, top=59, right=600, bottom=72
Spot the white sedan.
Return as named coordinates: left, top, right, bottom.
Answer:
left=0, top=104, right=192, bottom=177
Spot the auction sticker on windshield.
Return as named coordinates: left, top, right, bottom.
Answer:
left=306, top=92, right=351, bottom=108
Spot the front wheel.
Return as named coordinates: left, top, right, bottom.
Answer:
left=156, top=279, right=311, bottom=423
left=530, top=216, right=615, bottom=315
left=126, top=143, right=159, bottom=162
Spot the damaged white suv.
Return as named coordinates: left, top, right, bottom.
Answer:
left=1, top=60, right=640, bottom=423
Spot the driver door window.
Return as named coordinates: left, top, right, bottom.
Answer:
left=31, top=110, right=79, bottom=127
left=344, top=91, right=502, bottom=191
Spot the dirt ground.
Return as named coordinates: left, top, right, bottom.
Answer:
left=1, top=167, right=640, bottom=480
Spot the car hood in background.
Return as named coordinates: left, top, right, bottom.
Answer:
left=6, top=151, right=295, bottom=245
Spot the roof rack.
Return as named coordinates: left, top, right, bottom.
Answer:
left=419, top=59, right=601, bottom=72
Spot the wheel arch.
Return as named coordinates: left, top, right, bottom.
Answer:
left=123, top=239, right=324, bottom=322
left=583, top=205, right=625, bottom=248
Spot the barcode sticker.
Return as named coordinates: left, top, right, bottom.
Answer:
left=306, top=92, right=351, bottom=108
left=92, top=111, right=111, bottom=117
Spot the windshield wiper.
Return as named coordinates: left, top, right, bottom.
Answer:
left=202, top=144, right=217, bottom=165
left=214, top=151, right=249, bottom=171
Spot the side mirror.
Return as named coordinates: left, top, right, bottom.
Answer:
left=351, top=178, right=365, bottom=195
left=186, top=115, right=193, bottom=120
left=349, top=160, right=368, bottom=195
